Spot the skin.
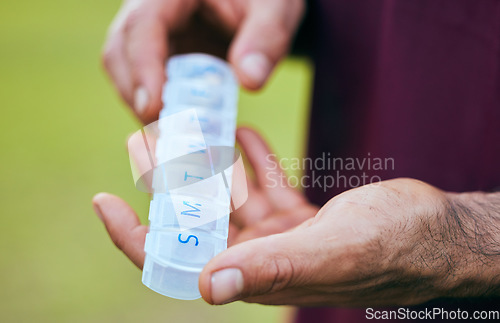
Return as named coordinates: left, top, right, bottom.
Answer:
left=97, top=0, right=500, bottom=308
left=93, top=128, right=500, bottom=306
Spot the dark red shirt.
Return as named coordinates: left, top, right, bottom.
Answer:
left=298, top=0, right=500, bottom=322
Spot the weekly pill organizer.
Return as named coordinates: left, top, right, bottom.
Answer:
left=141, top=54, right=239, bottom=300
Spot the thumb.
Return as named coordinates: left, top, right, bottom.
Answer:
left=199, top=229, right=313, bottom=305
left=228, top=0, right=304, bottom=90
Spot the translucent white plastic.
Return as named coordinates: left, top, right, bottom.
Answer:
left=141, top=54, right=238, bottom=299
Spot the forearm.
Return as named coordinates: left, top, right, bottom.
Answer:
left=444, top=190, right=500, bottom=297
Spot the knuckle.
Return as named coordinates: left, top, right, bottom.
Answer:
left=101, top=43, right=117, bottom=70
left=122, top=4, right=161, bottom=35
left=122, top=7, right=143, bottom=34
left=128, top=55, right=149, bottom=77
left=264, top=254, right=295, bottom=293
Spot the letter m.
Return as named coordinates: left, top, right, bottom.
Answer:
left=181, top=201, right=202, bottom=218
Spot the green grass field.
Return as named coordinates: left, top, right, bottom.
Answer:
left=0, top=1, right=312, bottom=321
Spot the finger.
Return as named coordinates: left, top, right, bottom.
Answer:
left=229, top=173, right=271, bottom=229
left=236, top=127, right=282, bottom=188
left=228, top=0, right=304, bottom=90
left=102, top=7, right=135, bottom=107
left=199, top=228, right=316, bottom=305
left=92, top=192, right=147, bottom=269
left=128, top=130, right=157, bottom=174
left=233, top=141, right=259, bottom=199
left=127, top=129, right=158, bottom=192
left=124, top=0, right=198, bottom=123
left=229, top=133, right=269, bottom=229
left=236, top=127, right=306, bottom=208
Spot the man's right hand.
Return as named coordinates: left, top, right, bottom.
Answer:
left=102, top=0, right=305, bottom=123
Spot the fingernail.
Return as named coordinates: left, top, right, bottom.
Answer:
left=239, top=52, right=271, bottom=86
left=92, top=203, right=104, bottom=222
left=211, top=268, right=244, bottom=304
left=134, top=87, right=149, bottom=115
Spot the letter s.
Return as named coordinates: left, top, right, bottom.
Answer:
left=366, top=308, right=374, bottom=320
left=265, top=153, right=277, bottom=170
left=178, top=234, right=199, bottom=246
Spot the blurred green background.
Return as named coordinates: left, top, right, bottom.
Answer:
left=0, top=1, right=312, bottom=322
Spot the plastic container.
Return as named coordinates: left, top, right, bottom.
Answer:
left=141, top=54, right=238, bottom=299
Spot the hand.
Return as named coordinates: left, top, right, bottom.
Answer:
left=102, top=0, right=305, bottom=123
left=93, top=128, right=500, bottom=306
left=91, top=127, right=318, bottom=269
left=198, top=178, right=500, bottom=306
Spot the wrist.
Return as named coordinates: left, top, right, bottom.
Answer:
left=442, top=191, right=500, bottom=298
